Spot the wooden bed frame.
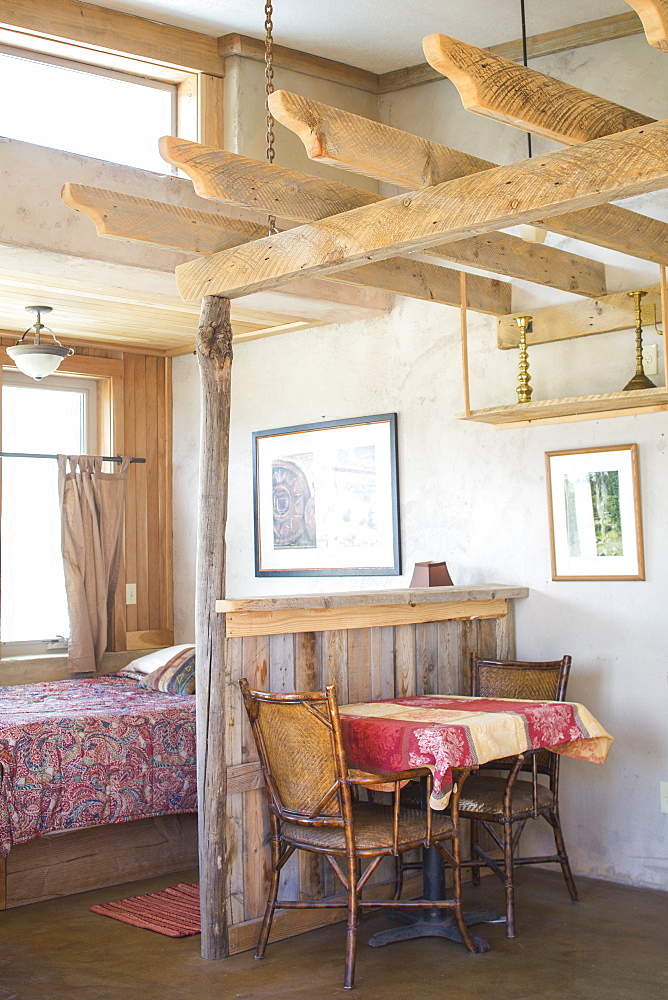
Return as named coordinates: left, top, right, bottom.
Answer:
left=0, top=813, right=198, bottom=909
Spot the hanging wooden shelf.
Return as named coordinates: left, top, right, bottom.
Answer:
left=457, top=386, right=668, bottom=428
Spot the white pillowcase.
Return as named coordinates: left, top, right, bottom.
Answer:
left=122, top=643, right=195, bottom=676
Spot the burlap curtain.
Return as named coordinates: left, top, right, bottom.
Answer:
left=58, top=455, right=130, bottom=674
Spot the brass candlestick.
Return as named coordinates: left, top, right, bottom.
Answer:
left=515, top=315, right=533, bottom=403
left=623, top=290, right=656, bottom=391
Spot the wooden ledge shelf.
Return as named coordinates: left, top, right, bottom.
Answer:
left=457, top=386, right=668, bottom=428
left=216, top=585, right=527, bottom=638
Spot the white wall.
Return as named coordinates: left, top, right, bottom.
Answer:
left=172, top=35, right=668, bottom=890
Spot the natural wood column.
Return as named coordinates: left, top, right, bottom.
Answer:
left=195, top=295, right=233, bottom=960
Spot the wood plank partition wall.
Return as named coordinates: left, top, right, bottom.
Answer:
left=1, top=339, right=174, bottom=653
left=214, top=585, right=527, bottom=953
left=119, top=352, right=174, bottom=650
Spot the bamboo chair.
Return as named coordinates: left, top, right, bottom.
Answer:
left=240, top=679, right=475, bottom=989
left=459, top=655, right=577, bottom=938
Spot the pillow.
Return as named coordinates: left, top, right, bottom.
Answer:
left=120, top=643, right=195, bottom=677
left=136, top=647, right=196, bottom=694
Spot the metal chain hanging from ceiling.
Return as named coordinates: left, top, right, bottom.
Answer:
left=264, top=0, right=278, bottom=235
left=520, top=0, right=532, bottom=158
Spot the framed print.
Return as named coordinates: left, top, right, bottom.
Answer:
left=253, top=413, right=401, bottom=577
left=545, top=444, right=644, bottom=581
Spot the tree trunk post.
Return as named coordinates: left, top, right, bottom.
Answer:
left=195, top=295, right=233, bottom=960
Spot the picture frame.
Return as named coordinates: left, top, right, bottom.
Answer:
left=545, top=444, right=644, bottom=581
left=253, top=413, right=401, bottom=577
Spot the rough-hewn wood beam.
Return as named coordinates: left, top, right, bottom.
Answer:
left=60, top=182, right=511, bottom=314
left=174, top=120, right=668, bottom=302
left=266, top=92, right=668, bottom=268
left=497, top=285, right=662, bottom=348
left=269, top=90, right=492, bottom=187
left=269, top=90, right=606, bottom=297
left=61, top=183, right=266, bottom=253
left=422, top=33, right=653, bottom=145
left=162, top=132, right=606, bottom=295
left=159, top=136, right=379, bottom=222
left=328, top=259, right=511, bottom=314
left=626, top=0, right=668, bottom=51
left=377, top=12, right=645, bottom=93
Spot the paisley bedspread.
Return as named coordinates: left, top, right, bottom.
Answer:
left=0, top=676, right=196, bottom=855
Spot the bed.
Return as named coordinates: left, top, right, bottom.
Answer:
left=0, top=674, right=198, bottom=908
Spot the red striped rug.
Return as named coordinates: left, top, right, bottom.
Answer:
left=90, top=882, right=200, bottom=936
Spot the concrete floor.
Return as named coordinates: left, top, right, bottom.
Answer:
left=0, top=868, right=666, bottom=1000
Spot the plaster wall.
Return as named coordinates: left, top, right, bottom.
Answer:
left=171, top=33, right=668, bottom=890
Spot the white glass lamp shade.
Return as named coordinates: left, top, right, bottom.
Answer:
left=517, top=225, right=548, bottom=244
left=6, top=344, right=72, bottom=380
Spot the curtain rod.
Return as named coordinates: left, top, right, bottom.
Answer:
left=0, top=452, right=146, bottom=463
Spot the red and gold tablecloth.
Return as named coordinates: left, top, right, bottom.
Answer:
left=340, top=695, right=612, bottom=809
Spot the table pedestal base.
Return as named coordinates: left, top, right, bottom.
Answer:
left=367, top=844, right=498, bottom=954
left=367, top=906, right=496, bottom=953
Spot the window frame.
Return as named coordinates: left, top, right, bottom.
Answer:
left=0, top=42, right=179, bottom=173
left=0, top=370, right=99, bottom=656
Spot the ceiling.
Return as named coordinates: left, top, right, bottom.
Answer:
left=85, top=0, right=631, bottom=74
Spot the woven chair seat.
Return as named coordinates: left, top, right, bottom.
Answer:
left=459, top=775, right=555, bottom=817
left=282, top=802, right=454, bottom=852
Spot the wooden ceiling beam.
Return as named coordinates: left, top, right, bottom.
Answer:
left=269, top=89, right=668, bottom=270
left=161, top=132, right=605, bottom=296
left=61, top=184, right=267, bottom=253
left=422, top=33, right=653, bottom=145
left=625, top=0, right=668, bottom=51
left=159, top=136, right=380, bottom=223
left=269, top=90, right=605, bottom=296
left=174, top=119, right=668, bottom=302
left=60, top=182, right=511, bottom=315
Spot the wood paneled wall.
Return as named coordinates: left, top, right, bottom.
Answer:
left=221, top=595, right=519, bottom=954
left=1, top=338, right=174, bottom=653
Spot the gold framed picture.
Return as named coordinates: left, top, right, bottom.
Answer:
left=545, top=444, right=644, bottom=581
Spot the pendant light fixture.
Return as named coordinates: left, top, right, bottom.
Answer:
left=6, top=306, right=74, bottom=380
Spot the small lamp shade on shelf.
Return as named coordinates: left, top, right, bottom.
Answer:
left=410, top=561, right=454, bottom=587
left=6, top=306, right=73, bottom=381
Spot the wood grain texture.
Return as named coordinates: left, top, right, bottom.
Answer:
left=4, top=816, right=197, bottom=908
left=377, top=12, right=645, bottom=92
left=330, top=258, right=511, bottom=314
left=0, top=0, right=224, bottom=74
left=626, top=0, right=668, bottom=51
left=224, top=600, right=507, bottom=638
left=195, top=295, right=233, bottom=960
left=159, top=136, right=380, bottom=222
left=174, top=120, right=668, bottom=301
left=422, top=33, right=652, bottom=144
left=457, top=387, right=668, bottom=426
left=270, top=91, right=606, bottom=296
left=219, top=586, right=528, bottom=612
left=62, top=183, right=266, bottom=253
left=497, top=285, right=662, bottom=348
left=61, top=183, right=510, bottom=314
left=198, top=73, right=225, bottom=148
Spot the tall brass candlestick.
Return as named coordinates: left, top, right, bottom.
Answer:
left=515, top=315, right=533, bottom=403
left=623, top=290, right=656, bottom=391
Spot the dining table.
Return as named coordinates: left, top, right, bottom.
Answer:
left=339, top=693, right=613, bottom=951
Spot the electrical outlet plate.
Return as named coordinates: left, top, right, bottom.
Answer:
left=126, top=582, right=137, bottom=606
left=660, top=781, right=668, bottom=814
left=643, top=344, right=658, bottom=375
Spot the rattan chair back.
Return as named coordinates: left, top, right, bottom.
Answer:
left=240, top=680, right=348, bottom=823
left=472, top=655, right=572, bottom=772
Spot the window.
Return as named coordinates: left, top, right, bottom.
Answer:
left=0, top=46, right=176, bottom=172
left=1, top=372, right=97, bottom=656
